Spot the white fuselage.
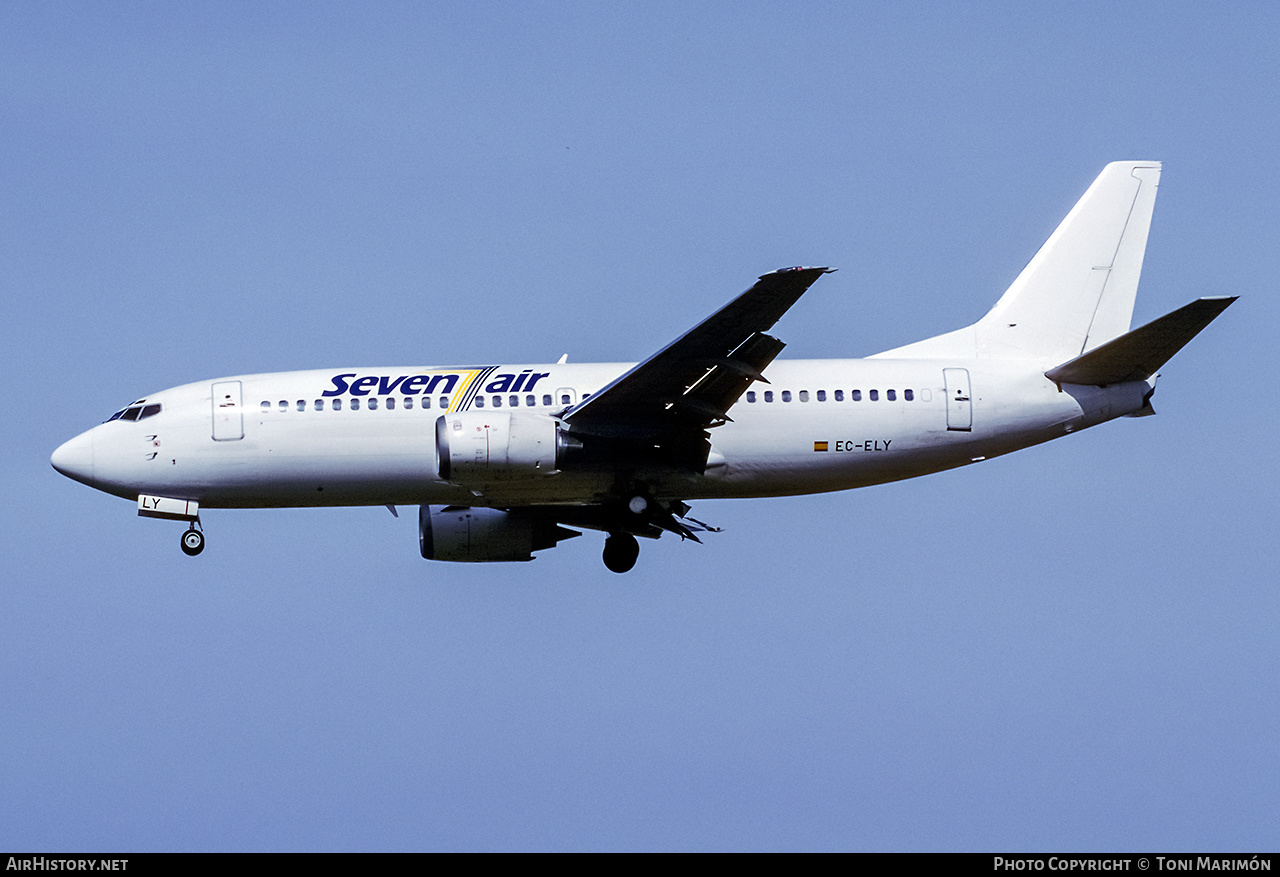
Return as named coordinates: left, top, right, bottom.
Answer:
left=54, top=359, right=1149, bottom=510
left=48, top=162, right=1225, bottom=569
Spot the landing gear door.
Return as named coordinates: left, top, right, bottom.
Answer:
left=944, top=368, right=972, bottom=432
left=211, top=380, right=244, bottom=441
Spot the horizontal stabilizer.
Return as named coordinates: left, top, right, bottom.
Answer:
left=1045, top=296, right=1237, bottom=386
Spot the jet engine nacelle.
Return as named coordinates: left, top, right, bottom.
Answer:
left=419, top=505, right=578, bottom=562
left=436, top=411, right=570, bottom=482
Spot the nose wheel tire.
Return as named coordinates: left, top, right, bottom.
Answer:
left=180, top=528, right=205, bottom=556
left=602, top=533, right=639, bottom=573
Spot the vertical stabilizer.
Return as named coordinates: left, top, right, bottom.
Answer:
left=976, top=161, right=1161, bottom=362
left=870, top=161, right=1163, bottom=363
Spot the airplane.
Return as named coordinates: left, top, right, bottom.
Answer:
left=51, top=161, right=1235, bottom=573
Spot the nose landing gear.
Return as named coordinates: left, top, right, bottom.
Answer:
left=180, top=524, right=205, bottom=556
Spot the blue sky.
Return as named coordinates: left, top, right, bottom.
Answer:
left=3, top=2, right=1278, bottom=851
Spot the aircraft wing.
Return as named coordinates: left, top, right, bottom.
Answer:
left=563, top=266, right=833, bottom=447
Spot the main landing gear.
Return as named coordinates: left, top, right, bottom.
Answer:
left=598, top=491, right=723, bottom=573
left=180, top=523, right=205, bottom=556
left=602, top=533, right=640, bottom=574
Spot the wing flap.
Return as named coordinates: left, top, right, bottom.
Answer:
left=565, top=266, right=832, bottom=436
left=1045, top=296, right=1237, bottom=386
left=679, top=332, right=788, bottom=424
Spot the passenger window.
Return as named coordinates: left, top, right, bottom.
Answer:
left=764, top=391, right=774, bottom=402
left=834, top=390, right=844, bottom=401
left=261, top=401, right=270, bottom=411
left=904, top=389, right=914, bottom=401
left=527, top=395, right=536, bottom=407
left=782, top=391, right=792, bottom=402
left=510, top=395, right=519, bottom=407
left=851, top=390, right=862, bottom=401
left=296, top=400, right=306, bottom=412
left=387, top=397, right=396, bottom=410
left=278, top=401, right=288, bottom=412
left=475, top=396, right=485, bottom=408
left=404, top=397, right=414, bottom=410
left=816, top=390, right=826, bottom=402
left=332, top=399, right=342, bottom=411
left=313, top=400, right=323, bottom=411
left=421, top=396, right=430, bottom=409
left=746, top=391, right=756, bottom=403
left=439, top=396, right=449, bottom=409
left=870, top=389, right=879, bottom=401
left=542, top=394, right=552, bottom=406
left=560, top=393, right=571, bottom=405
left=799, top=390, right=809, bottom=402
left=887, top=389, right=896, bottom=401
left=492, top=395, right=502, bottom=408
left=370, top=397, right=380, bottom=410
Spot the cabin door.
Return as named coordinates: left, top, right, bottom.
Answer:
left=211, top=381, right=244, bottom=441
left=943, top=368, right=972, bottom=432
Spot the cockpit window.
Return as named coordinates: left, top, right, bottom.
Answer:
left=106, top=401, right=161, bottom=423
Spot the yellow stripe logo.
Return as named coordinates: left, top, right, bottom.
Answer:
left=447, top=369, right=486, bottom=413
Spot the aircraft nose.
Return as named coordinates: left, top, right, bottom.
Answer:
left=51, top=430, right=95, bottom=486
